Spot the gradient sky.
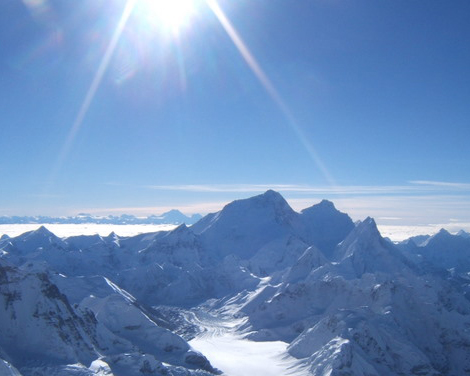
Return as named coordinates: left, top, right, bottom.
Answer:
left=1, top=0, right=470, bottom=227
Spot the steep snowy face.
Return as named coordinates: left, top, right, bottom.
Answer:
left=0, top=359, right=21, bottom=376
left=300, top=199, right=354, bottom=256
left=0, top=261, right=100, bottom=368
left=248, top=235, right=311, bottom=278
left=334, top=217, right=413, bottom=278
left=286, top=310, right=444, bottom=376
left=284, top=245, right=328, bottom=284
left=138, top=224, right=203, bottom=268
left=192, top=190, right=301, bottom=259
left=81, top=294, right=218, bottom=374
left=0, top=261, right=220, bottom=376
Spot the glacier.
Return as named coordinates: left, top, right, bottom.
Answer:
left=1, top=190, right=470, bottom=375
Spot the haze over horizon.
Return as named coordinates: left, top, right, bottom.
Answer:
left=1, top=0, right=469, bottom=228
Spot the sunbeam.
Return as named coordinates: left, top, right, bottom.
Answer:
left=48, top=0, right=137, bottom=187
left=206, top=0, right=336, bottom=187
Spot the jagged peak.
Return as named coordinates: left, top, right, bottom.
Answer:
left=334, top=215, right=412, bottom=277
left=105, top=231, right=119, bottom=240
left=163, top=223, right=197, bottom=238
left=423, top=227, right=467, bottom=248
left=35, top=225, right=54, bottom=235
left=301, top=199, right=342, bottom=216
left=338, top=216, right=383, bottom=254
left=437, top=228, right=451, bottom=236
left=167, top=223, right=192, bottom=236
left=457, top=229, right=470, bottom=238
left=355, top=217, right=380, bottom=236
left=22, top=225, right=58, bottom=240
left=363, top=216, right=377, bottom=226
left=424, top=228, right=452, bottom=245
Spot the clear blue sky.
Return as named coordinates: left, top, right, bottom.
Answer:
left=1, top=0, right=470, bottom=226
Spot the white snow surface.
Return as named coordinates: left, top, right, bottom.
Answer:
left=188, top=314, right=306, bottom=376
left=191, top=333, right=301, bottom=376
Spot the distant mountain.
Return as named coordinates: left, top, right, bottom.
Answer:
left=1, top=190, right=470, bottom=375
left=0, top=210, right=203, bottom=225
left=397, top=228, right=470, bottom=273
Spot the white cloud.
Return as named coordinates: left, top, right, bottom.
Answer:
left=144, top=183, right=419, bottom=195
left=143, top=181, right=470, bottom=196
left=409, top=180, right=470, bottom=190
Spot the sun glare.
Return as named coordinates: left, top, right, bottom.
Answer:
left=137, top=0, right=196, bottom=34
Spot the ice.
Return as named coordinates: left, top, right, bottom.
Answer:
left=188, top=313, right=306, bottom=376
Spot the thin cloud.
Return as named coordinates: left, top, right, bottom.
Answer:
left=409, top=180, right=470, bottom=190
left=143, top=183, right=438, bottom=195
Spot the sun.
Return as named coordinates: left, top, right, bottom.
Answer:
left=135, top=0, right=196, bottom=35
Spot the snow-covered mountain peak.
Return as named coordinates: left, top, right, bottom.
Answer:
left=299, top=199, right=354, bottom=255
left=224, top=189, right=295, bottom=217
left=337, top=217, right=383, bottom=255
left=334, top=216, right=411, bottom=277
left=359, top=216, right=379, bottom=232
left=457, top=229, right=470, bottom=238
left=235, top=189, right=292, bottom=209
left=437, top=228, right=451, bottom=237
left=191, top=190, right=300, bottom=259
left=301, top=198, right=335, bottom=213
left=422, top=228, right=455, bottom=248
left=261, top=188, right=286, bottom=201
left=8, top=226, right=66, bottom=255
left=160, top=223, right=197, bottom=245
left=106, top=231, right=119, bottom=239
left=25, top=225, right=58, bottom=239
left=104, top=231, right=120, bottom=247
left=36, top=225, right=52, bottom=233
left=412, top=226, right=470, bottom=271
left=171, top=222, right=189, bottom=232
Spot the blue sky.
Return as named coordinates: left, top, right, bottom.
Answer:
left=1, top=0, right=470, bottom=226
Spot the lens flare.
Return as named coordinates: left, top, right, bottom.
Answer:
left=206, top=0, right=335, bottom=186
left=135, top=0, right=195, bottom=35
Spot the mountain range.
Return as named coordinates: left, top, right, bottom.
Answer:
left=1, top=190, right=470, bottom=375
left=0, top=210, right=202, bottom=225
